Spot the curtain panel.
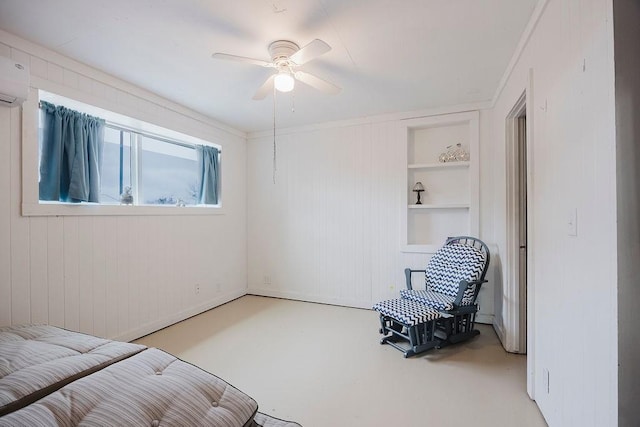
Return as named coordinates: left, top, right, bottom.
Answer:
left=39, top=101, right=105, bottom=203
left=196, top=145, right=219, bottom=205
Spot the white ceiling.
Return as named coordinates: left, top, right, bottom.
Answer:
left=0, top=0, right=538, bottom=133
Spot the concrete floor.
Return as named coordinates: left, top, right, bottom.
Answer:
left=135, top=295, right=547, bottom=427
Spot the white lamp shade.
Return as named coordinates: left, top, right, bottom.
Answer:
left=274, top=72, right=295, bottom=92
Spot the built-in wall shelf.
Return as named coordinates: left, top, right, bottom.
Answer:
left=407, top=161, right=470, bottom=170
left=400, top=111, right=480, bottom=253
left=408, top=203, right=470, bottom=209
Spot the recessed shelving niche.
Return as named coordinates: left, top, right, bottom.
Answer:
left=401, top=111, right=479, bottom=253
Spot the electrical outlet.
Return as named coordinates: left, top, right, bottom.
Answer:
left=389, top=284, right=395, bottom=291
left=194, top=284, right=200, bottom=294
left=216, top=283, right=221, bottom=292
left=263, top=276, right=271, bottom=286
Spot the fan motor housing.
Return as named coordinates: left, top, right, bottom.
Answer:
left=268, top=40, right=300, bottom=65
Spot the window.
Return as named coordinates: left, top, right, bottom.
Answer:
left=139, top=135, right=199, bottom=206
left=36, top=92, right=221, bottom=210
left=100, top=127, right=201, bottom=206
left=101, top=126, right=132, bottom=204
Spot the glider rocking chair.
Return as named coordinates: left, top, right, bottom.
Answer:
left=373, top=236, right=490, bottom=357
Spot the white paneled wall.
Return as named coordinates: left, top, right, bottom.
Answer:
left=247, top=117, right=495, bottom=323
left=0, top=34, right=247, bottom=342
left=489, top=0, right=617, bottom=425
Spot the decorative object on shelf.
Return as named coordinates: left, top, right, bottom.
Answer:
left=412, top=182, right=425, bottom=205
left=120, top=186, right=133, bottom=205
left=438, top=143, right=470, bottom=163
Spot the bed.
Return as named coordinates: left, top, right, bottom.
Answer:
left=0, top=325, right=300, bottom=426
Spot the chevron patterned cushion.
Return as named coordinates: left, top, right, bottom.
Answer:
left=425, top=243, right=486, bottom=304
left=372, top=299, right=441, bottom=326
left=399, top=289, right=458, bottom=310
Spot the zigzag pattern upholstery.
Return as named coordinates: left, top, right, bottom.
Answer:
left=399, top=289, right=458, bottom=310
left=374, top=237, right=490, bottom=357
left=422, top=243, right=486, bottom=305
left=372, top=299, right=441, bottom=326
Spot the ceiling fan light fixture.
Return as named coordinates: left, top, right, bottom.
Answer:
left=274, top=71, right=295, bottom=92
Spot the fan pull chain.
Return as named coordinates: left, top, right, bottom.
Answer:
left=272, top=84, right=277, bottom=184
left=291, top=91, right=295, bottom=113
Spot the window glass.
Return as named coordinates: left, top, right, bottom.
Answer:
left=139, top=135, right=199, bottom=206
left=35, top=93, right=220, bottom=209
left=101, top=127, right=132, bottom=204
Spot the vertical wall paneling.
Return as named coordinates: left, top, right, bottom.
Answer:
left=0, top=107, right=11, bottom=325
left=62, top=217, right=80, bottom=330
left=91, top=217, right=106, bottom=338
left=47, top=217, right=64, bottom=327
left=103, top=217, right=118, bottom=338
left=168, top=216, right=183, bottom=316
left=28, top=218, right=48, bottom=324
left=0, top=32, right=248, bottom=340
left=247, top=118, right=493, bottom=318
left=0, top=32, right=249, bottom=339
left=115, top=216, right=130, bottom=336
left=489, top=0, right=617, bottom=424
left=145, top=217, right=161, bottom=325
left=127, top=217, right=142, bottom=330
left=10, top=106, right=31, bottom=325
left=77, top=217, right=93, bottom=334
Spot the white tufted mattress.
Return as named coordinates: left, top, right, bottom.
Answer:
left=0, top=325, right=301, bottom=426
left=0, top=347, right=259, bottom=426
left=0, top=324, right=145, bottom=417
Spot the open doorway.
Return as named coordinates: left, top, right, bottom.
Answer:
left=505, top=73, right=536, bottom=400
left=506, top=92, right=528, bottom=354
left=516, top=112, right=527, bottom=353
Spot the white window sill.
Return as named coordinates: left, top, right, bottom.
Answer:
left=22, top=202, right=225, bottom=217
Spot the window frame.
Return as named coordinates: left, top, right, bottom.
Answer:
left=22, top=85, right=224, bottom=217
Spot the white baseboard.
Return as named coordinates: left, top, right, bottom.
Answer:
left=248, top=287, right=373, bottom=310
left=493, top=316, right=507, bottom=348
left=113, top=288, right=247, bottom=342
left=250, top=288, right=497, bottom=325
left=114, top=286, right=497, bottom=342
left=476, top=313, right=494, bottom=325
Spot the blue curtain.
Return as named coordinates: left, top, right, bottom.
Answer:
left=39, top=101, right=105, bottom=203
left=196, top=145, right=219, bottom=204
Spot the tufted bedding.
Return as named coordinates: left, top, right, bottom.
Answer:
left=0, top=325, right=145, bottom=417
left=0, top=325, right=301, bottom=427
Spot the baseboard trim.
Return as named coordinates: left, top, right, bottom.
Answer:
left=248, top=288, right=372, bottom=310
left=115, top=287, right=497, bottom=342
left=476, top=313, right=494, bottom=325
left=493, top=317, right=507, bottom=348
left=113, top=288, right=247, bottom=342
left=250, top=288, right=497, bottom=324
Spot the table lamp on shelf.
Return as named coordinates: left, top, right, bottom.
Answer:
left=412, top=182, right=425, bottom=205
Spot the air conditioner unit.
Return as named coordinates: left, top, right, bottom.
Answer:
left=0, top=55, right=30, bottom=107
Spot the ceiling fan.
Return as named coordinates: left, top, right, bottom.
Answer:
left=212, top=39, right=341, bottom=100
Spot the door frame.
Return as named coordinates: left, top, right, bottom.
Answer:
left=505, top=69, right=535, bottom=399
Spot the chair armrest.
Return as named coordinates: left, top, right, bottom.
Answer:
left=453, top=279, right=488, bottom=306
left=404, top=268, right=427, bottom=290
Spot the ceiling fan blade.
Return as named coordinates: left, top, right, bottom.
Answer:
left=290, top=39, right=331, bottom=65
left=294, top=71, right=341, bottom=95
left=212, top=53, right=273, bottom=68
left=253, top=75, right=276, bottom=100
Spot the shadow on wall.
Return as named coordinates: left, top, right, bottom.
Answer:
left=488, top=248, right=504, bottom=346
